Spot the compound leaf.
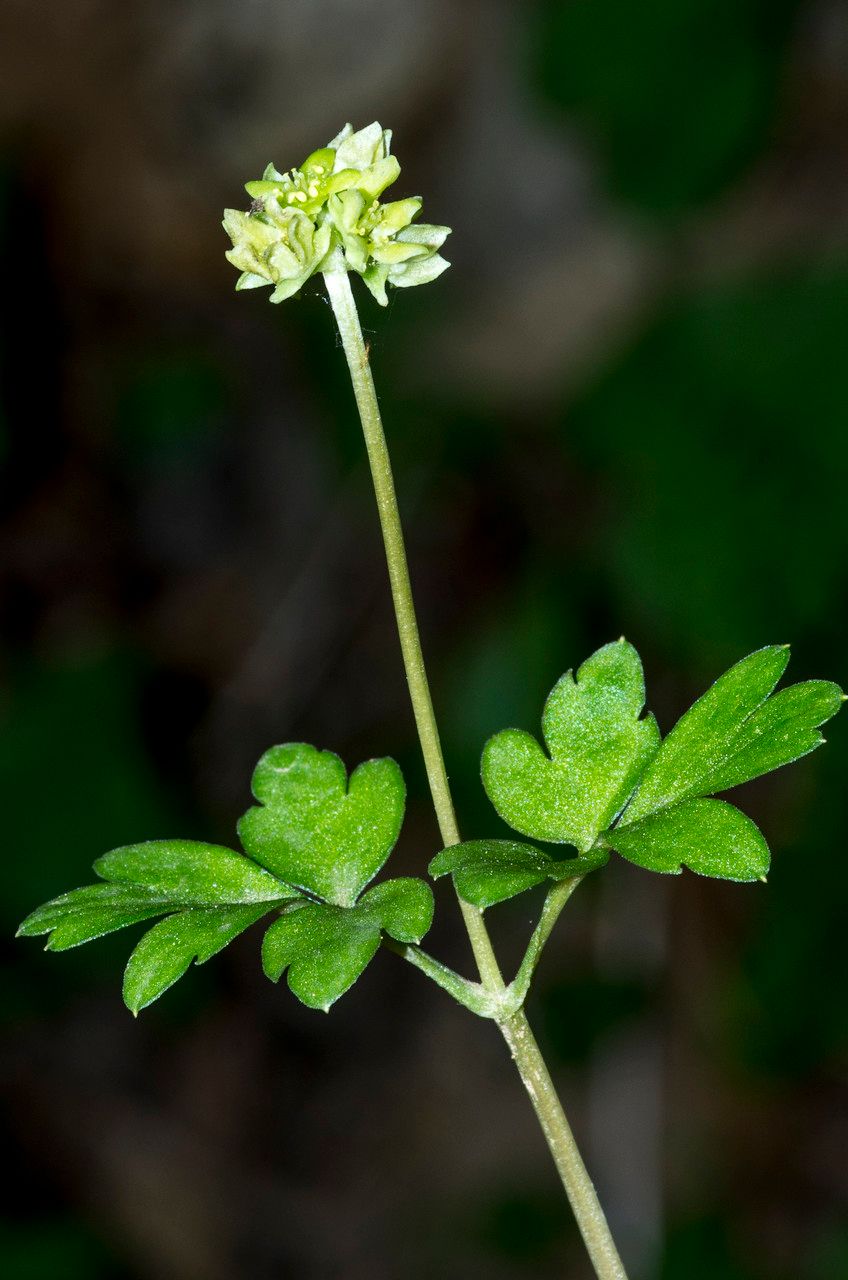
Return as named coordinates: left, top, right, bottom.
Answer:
left=607, top=798, right=770, bottom=882
left=19, top=740, right=413, bottom=1015
left=482, top=640, right=659, bottom=849
left=429, top=840, right=608, bottom=908
left=95, top=839, right=296, bottom=904
left=238, top=744, right=405, bottom=906
left=123, top=904, right=269, bottom=1013
left=620, top=647, right=842, bottom=826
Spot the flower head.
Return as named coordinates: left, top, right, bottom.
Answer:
left=223, top=123, right=450, bottom=306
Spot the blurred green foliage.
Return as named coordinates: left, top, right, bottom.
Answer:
left=532, top=0, right=801, bottom=214
left=0, top=1218, right=118, bottom=1279
left=564, top=270, right=848, bottom=659
left=0, top=655, right=180, bottom=931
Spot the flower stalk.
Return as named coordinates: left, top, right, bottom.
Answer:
left=321, top=244, right=629, bottom=1280
left=321, top=257, right=504, bottom=994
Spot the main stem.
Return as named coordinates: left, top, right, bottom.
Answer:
left=324, top=262, right=627, bottom=1280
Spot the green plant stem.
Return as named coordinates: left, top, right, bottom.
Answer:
left=500, top=1009, right=628, bottom=1280
left=506, top=876, right=584, bottom=1011
left=382, top=937, right=498, bottom=1017
left=323, top=258, right=502, bottom=993
left=324, top=260, right=628, bottom=1280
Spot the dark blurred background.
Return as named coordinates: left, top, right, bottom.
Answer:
left=2, top=1, right=847, bottom=1277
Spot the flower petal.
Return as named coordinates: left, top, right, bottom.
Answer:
left=235, top=271, right=271, bottom=291
left=362, top=264, right=390, bottom=306
left=334, top=121, right=385, bottom=172
left=396, top=223, right=452, bottom=249
left=389, top=254, right=451, bottom=288
left=356, top=156, right=400, bottom=201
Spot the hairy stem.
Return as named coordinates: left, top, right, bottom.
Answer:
left=324, top=260, right=628, bottom=1280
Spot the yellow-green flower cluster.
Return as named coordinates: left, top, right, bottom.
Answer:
left=223, top=123, right=450, bottom=306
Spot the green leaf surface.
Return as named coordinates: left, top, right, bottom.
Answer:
left=17, top=883, right=180, bottom=951
left=482, top=641, right=659, bottom=849
left=238, top=743, right=405, bottom=906
left=262, top=877, right=433, bottom=1010
left=123, top=904, right=270, bottom=1014
left=620, top=648, right=842, bottom=826
left=429, top=840, right=608, bottom=908
left=607, top=798, right=770, bottom=881
left=20, top=837, right=295, bottom=961
left=359, top=877, right=434, bottom=942
left=692, top=680, right=843, bottom=795
left=262, top=904, right=374, bottom=1010
left=95, top=839, right=297, bottom=904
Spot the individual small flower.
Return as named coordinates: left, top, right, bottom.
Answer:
left=223, top=123, right=451, bottom=306
left=222, top=205, right=333, bottom=303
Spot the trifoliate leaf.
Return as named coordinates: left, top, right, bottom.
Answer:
left=123, top=904, right=269, bottom=1014
left=606, top=798, right=770, bottom=882
left=94, top=839, right=297, bottom=904
left=482, top=640, right=659, bottom=850
left=262, top=877, right=433, bottom=1010
left=17, top=884, right=181, bottom=951
left=620, top=647, right=843, bottom=826
left=429, top=840, right=609, bottom=908
left=238, top=744, right=406, bottom=907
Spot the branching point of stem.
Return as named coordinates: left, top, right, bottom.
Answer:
left=383, top=937, right=499, bottom=1018
left=324, top=260, right=629, bottom=1280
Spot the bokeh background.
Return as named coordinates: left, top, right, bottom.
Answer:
left=2, top=1, right=847, bottom=1277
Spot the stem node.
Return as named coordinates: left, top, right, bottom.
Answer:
left=325, top=264, right=629, bottom=1280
